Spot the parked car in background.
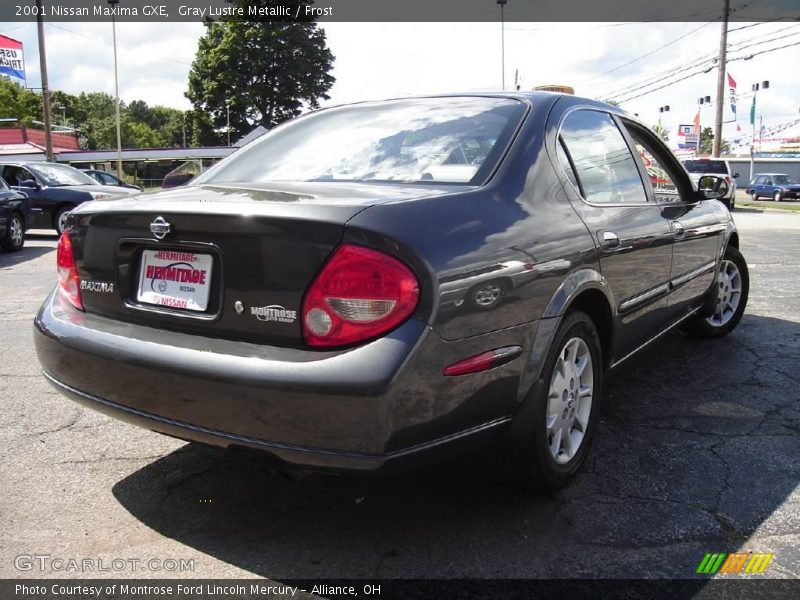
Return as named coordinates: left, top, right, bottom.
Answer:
left=35, top=94, right=748, bottom=491
left=682, top=158, right=738, bottom=210
left=745, top=173, right=800, bottom=202
left=0, top=175, right=31, bottom=252
left=0, top=162, right=135, bottom=234
left=82, top=169, right=144, bottom=192
left=162, top=160, right=204, bottom=188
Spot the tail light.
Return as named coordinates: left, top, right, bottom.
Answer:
left=56, top=231, right=83, bottom=310
left=725, top=176, right=732, bottom=184
left=302, top=244, right=419, bottom=347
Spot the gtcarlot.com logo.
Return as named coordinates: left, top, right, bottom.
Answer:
left=15, top=554, right=195, bottom=573
left=696, top=551, right=774, bottom=575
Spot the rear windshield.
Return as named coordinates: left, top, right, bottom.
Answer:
left=683, top=160, right=728, bottom=174
left=195, top=97, right=527, bottom=186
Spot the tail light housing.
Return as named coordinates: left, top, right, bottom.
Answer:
left=57, top=231, right=83, bottom=310
left=302, top=244, right=419, bottom=347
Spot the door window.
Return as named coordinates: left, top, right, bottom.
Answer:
left=559, top=110, right=647, bottom=205
left=627, top=129, right=682, bottom=204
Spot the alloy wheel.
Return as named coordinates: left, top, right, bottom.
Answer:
left=57, top=210, right=69, bottom=234
left=9, top=216, right=23, bottom=248
left=546, top=337, right=594, bottom=465
left=706, top=259, right=742, bottom=327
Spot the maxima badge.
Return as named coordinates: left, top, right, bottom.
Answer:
left=150, top=216, right=171, bottom=240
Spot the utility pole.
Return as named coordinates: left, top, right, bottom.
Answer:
left=713, top=0, right=730, bottom=157
left=109, top=0, right=123, bottom=179
left=35, top=0, right=54, bottom=162
left=498, top=0, right=507, bottom=90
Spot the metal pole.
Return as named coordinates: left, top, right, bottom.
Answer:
left=749, top=89, right=756, bottom=180
left=35, top=0, right=54, bottom=162
left=713, top=0, right=729, bottom=157
left=226, top=104, right=231, bottom=147
left=500, top=3, right=505, bottom=90
left=110, top=3, right=123, bottom=179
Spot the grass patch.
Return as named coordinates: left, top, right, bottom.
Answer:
left=738, top=200, right=800, bottom=212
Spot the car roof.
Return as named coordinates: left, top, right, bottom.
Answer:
left=756, top=173, right=789, bottom=176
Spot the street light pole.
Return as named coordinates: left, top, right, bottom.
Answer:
left=35, top=0, right=54, bottom=162
left=698, top=96, right=711, bottom=154
left=497, top=0, right=507, bottom=90
left=226, top=103, right=231, bottom=147
left=749, top=80, right=770, bottom=180
left=109, top=0, right=123, bottom=179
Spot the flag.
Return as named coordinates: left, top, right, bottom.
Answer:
left=0, top=34, right=25, bottom=85
left=750, top=95, right=756, bottom=126
left=693, top=111, right=700, bottom=136
left=727, top=73, right=738, bottom=117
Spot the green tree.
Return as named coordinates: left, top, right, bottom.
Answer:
left=187, top=1, right=335, bottom=144
left=602, top=99, right=620, bottom=107
left=0, top=78, right=41, bottom=125
left=652, top=122, right=669, bottom=142
left=698, top=126, right=730, bottom=155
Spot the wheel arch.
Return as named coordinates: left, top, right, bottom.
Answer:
left=521, top=268, right=616, bottom=394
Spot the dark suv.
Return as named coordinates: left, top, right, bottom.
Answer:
left=34, top=93, right=748, bottom=490
left=0, top=162, right=133, bottom=234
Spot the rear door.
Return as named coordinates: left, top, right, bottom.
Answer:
left=557, top=108, right=674, bottom=359
left=621, top=120, right=725, bottom=317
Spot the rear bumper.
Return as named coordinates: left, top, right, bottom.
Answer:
left=34, top=290, right=534, bottom=471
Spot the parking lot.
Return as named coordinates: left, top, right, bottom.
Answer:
left=0, top=207, right=798, bottom=580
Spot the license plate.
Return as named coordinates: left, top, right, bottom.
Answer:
left=136, top=249, right=213, bottom=312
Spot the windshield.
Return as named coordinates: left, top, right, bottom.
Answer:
left=31, top=163, right=98, bottom=187
left=773, top=175, right=792, bottom=184
left=683, top=160, right=728, bottom=174
left=195, top=97, right=527, bottom=186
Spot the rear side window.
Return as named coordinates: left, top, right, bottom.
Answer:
left=559, top=110, right=646, bottom=205
left=684, top=160, right=728, bottom=174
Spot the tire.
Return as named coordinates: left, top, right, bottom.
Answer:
left=54, top=207, right=71, bottom=235
left=502, top=311, right=603, bottom=491
left=773, top=190, right=782, bottom=202
left=750, top=191, right=758, bottom=200
left=1, top=212, right=25, bottom=252
left=684, top=245, right=749, bottom=338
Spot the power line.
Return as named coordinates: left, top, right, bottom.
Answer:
left=611, top=37, right=800, bottom=104
left=583, top=21, right=715, bottom=85
left=46, top=23, right=193, bottom=67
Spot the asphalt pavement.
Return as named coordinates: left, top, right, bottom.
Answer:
left=1, top=208, right=798, bottom=580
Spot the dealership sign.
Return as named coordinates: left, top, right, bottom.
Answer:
left=677, top=123, right=698, bottom=150
left=0, top=34, right=25, bottom=85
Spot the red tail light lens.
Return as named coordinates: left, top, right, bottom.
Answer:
left=56, top=231, right=83, bottom=311
left=302, top=244, right=419, bottom=347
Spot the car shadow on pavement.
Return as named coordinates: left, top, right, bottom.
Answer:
left=0, top=246, right=54, bottom=269
left=112, top=314, right=800, bottom=579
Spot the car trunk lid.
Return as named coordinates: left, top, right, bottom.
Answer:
left=67, top=182, right=459, bottom=347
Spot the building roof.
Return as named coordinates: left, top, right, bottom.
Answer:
left=0, top=127, right=80, bottom=156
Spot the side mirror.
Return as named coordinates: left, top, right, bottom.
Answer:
left=697, top=175, right=729, bottom=200
left=19, top=179, right=39, bottom=190
left=733, top=172, right=740, bottom=178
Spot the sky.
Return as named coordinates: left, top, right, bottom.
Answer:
left=1, top=20, right=799, bottom=151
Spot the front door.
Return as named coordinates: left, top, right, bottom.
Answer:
left=557, top=108, right=674, bottom=360
left=621, top=120, right=726, bottom=317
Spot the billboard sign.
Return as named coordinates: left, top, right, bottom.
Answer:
left=677, top=123, right=698, bottom=149
left=0, top=34, right=25, bottom=85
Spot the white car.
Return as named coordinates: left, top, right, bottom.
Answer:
left=682, top=159, right=738, bottom=210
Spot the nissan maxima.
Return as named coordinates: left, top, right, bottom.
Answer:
left=34, top=93, right=748, bottom=490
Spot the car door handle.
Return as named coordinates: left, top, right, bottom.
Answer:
left=600, top=230, right=621, bottom=249
left=671, top=221, right=686, bottom=239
